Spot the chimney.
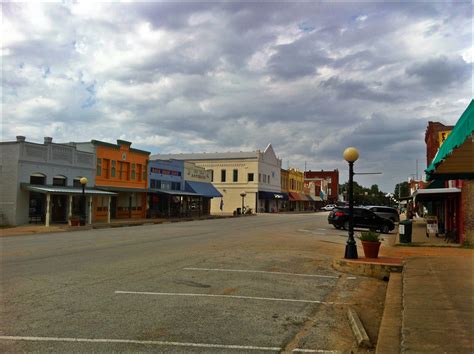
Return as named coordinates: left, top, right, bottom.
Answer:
left=16, top=136, right=26, bottom=142
left=44, top=137, right=53, bottom=144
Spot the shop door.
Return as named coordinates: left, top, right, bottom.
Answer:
left=51, top=195, right=67, bottom=223
left=265, top=199, right=270, bottom=213
left=110, top=197, right=117, bottom=219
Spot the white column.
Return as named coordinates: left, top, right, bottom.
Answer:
left=45, top=193, right=51, bottom=227
left=107, top=196, right=111, bottom=224
left=68, top=195, right=73, bottom=225
left=88, top=196, right=92, bottom=224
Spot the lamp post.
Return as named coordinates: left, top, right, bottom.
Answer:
left=240, top=191, right=246, bottom=215
left=80, top=177, right=88, bottom=226
left=343, top=147, right=359, bottom=259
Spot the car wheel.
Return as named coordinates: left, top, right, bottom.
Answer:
left=343, top=221, right=349, bottom=230
left=381, top=224, right=390, bottom=234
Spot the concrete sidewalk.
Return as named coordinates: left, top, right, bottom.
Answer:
left=376, top=245, right=473, bottom=353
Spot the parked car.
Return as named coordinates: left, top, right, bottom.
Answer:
left=364, top=206, right=400, bottom=223
left=328, top=207, right=395, bottom=233
left=321, top=204, right=336, bottom=211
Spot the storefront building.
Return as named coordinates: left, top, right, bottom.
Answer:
left=147, top=160, right=222, bottom=218
left=73, top=139, right=150, bottom=221
left=151, top=144, right=283, bottom=214
left=0, top=136, right=114, bottom=226
left=304, top=170, right=339, bottom=204
left=422, top=100, right=474, bottom=244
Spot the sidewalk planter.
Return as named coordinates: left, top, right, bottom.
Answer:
left=69, top=217, right=80, bottom=226
left=360, top=231, right=381, bottom=258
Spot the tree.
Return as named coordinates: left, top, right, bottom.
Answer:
left=394, top=182, right=410, bottom=199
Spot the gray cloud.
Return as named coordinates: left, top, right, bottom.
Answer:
left=405, top=55, right=471, bottom=88
left=2, top=2, right=472, bottom=192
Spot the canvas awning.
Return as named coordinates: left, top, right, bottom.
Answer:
left=149, top=189, right=200, bottom=197
left=21, top=183, right=117, bottom=196
left=185, top=181, right=222, bottom=198
left=426, top=100, right=474, bottom=181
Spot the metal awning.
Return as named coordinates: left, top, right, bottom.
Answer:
left=96, top=186, right=148, bottom=193
left=21, top=183, right=117, bottom=196
left=413, top=188, right=461, bottom=201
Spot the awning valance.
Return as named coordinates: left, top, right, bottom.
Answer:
left=185, top=181, right=222, bottom=198
left=413, top=188, right=461, bottom=202
left=95, top=186, right=149, bottom=193
left=21, top=183, right=117, bottom=196
left=149, top=189, right=199, bottom=197
left=426, top=100, right=474, bottom=180
left=258, top=191, right=288, bottom=200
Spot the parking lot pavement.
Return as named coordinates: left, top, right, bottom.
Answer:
left=0, top=214, right=386, bottom=352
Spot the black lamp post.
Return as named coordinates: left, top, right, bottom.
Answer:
left=240, top=191, right=246, bottom=215
left=343, top=147, right=359, bottom=259
left=80, top=177, right=88, bottom=226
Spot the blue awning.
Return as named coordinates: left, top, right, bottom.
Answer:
left=185, top=181, right=222, bottom=198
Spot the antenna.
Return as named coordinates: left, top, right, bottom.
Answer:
left=416, top=159, right=419, bottom=180
left=304, top=161, right=307, bottom=171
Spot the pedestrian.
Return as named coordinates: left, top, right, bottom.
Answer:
left=220, top=199, right=224, bottom=211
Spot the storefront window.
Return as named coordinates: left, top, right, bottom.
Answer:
left=96, top=158, right=102, bottom=176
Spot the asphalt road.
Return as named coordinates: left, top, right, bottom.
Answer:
left=0, top=213, right=386, bottom=352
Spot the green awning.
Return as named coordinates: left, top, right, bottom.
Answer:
left=425, top=100, right=474, bottom=180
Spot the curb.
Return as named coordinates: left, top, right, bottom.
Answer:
left=333, top=257, right=403, bottom=280
left=347, top=307, right=372, bottom=348
left=375, top=273, right=402, bottom=354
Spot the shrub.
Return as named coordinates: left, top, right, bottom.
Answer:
left=360, top=231, right=380, bottom=242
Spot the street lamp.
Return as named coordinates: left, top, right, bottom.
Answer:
left=343, top=147, right=359, bottom=259
left=80, top=177, right=88, bottom=226
left=240, top=191, right=246, bottom=215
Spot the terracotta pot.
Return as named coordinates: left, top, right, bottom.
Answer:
left=70, top=219, right=80, bottom=226
left=361, top=240, right=381, bottom=258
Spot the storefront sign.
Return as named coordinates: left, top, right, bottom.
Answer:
left=150, top=167, right=181, bottom=176
left=185, top=165, right=212, bottom=182
left=438, top=130, right=451, bottom=147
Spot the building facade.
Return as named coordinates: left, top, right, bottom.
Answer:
left=304, top=170, right=339, bottom=204
left=73, top=140, right=150, bottom=221
left=425, top=121, right=454, bottom=168
left=0, top=136, right=113, bottom=226
left=151, top=144, right=284, bottom=214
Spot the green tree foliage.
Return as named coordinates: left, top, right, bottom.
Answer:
left=394, top=181, right=410, bottom=199
left=339, top=182, right=393, bottom=206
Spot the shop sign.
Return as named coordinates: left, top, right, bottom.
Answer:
left=150, top=167, right=181, bottom=176
left=185, top=166, right=212, bottom=182
left=438, top=130, right=451, bottom=147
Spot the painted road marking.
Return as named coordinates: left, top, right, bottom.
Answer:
left=183, top=267, right=340, bottom=279
left=115, top=290, right=348, bottom=305
left=0, top=335, right=339, bottom=352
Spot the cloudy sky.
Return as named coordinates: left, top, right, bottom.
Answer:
left=2, top=1, right=472, bottom=192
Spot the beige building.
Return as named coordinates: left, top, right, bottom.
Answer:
left=151, top=144, right=283, bottom=214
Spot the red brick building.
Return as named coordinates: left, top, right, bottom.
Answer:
left=424, top=122, right=454, bottom=167
left=304, top=170, right=339, bottom=203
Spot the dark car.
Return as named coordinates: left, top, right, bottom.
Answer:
left=364, top=206, right=400, bottom=223
left=328, top=207, right=395, bottom=233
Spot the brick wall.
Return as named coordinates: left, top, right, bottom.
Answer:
left=305, top=170, right=339, bottom=203
left=461, top=180, right=474, bottom=244
left=425, top=122, right=454, bottom=167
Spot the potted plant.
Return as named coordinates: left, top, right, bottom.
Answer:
left=359, top=231, right=381, bottom=258
left=69, top=215, right=80, bottom=226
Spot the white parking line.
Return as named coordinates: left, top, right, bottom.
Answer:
left=183, top=267, right=339, bottom=279
left=0, top=335, right=338, bottom=352
left=115, top=290, right=347, bottom=305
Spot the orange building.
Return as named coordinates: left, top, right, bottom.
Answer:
left=75, top=140, right=150, bottom=221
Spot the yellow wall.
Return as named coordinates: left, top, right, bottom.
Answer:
left=288, top=168, right=304, bottom=193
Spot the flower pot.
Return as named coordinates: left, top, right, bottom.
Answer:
left=70, top=218, right=80, bottom=226
left=361, top=240, right=381, bottom=258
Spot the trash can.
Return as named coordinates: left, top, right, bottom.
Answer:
left=399, top=220, right=412, bottom=243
